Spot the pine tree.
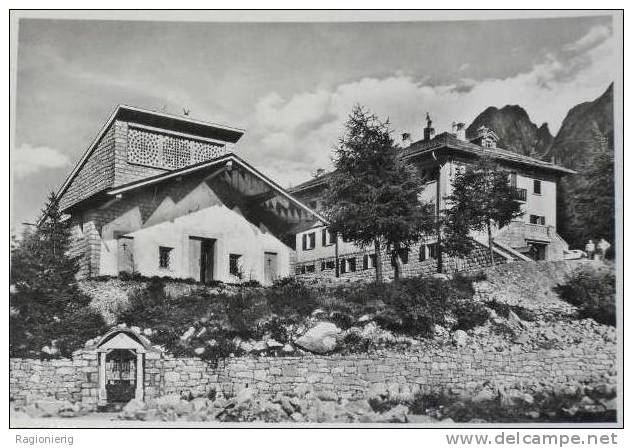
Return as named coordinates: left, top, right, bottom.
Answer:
left=443, top=156, right=523, bottom=265
left=10, top=192, right=104, bottom=357
left=323, top=105, right=435, bottom=282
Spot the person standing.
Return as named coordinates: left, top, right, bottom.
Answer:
left=597, top=238, right=611, bottom=260
left=585, top=239, right=596, bottom=260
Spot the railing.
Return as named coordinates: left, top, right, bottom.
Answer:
left=510, top=187, right=527, bottom=202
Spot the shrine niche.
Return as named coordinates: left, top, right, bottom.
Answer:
left=91, top=328, right=158, bottom=407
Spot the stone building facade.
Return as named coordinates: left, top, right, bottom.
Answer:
left=289, top=116, right=575, bottom=280
left=54, top=105, right=323, bottom=284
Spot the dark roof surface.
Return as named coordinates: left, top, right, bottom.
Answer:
left=289, top=132, right=576, bottom=193
left=402, top=132, right=576, bottom=174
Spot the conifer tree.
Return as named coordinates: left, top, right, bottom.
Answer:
left=10, top=192, right=104, bottom=357
left=443, top=156, right=523, bottom=265
left=323, top=105, right=435, bottom=282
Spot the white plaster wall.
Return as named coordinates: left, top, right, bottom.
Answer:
left=516, top=174, right=557, bottom=229
left=98, top=183, right=291, bottom=285
left=295, top=225, right=368, bottom=263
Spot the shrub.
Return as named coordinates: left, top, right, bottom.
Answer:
left=224, top=292, right=267, bottom=338
left=372, top=277, right=470, bottom=337
left=451, top=300, right=489, bottom=331
left=265, top=281, right=317, bottom=317
left=451, top=271, right=487, bottom=295
left=555, top=267, right=616, bottom=326
left=120, top=278, right=169, bottom=327
left=485, top=299, right=537, bottom=322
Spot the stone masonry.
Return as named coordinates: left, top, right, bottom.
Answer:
left=10, top=337, right=616, bottom=409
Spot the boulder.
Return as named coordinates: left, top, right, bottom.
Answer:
left=513, top=333, right=530, bottom=345
left=407, top=414, right=439, bottom=424
left=377, top=404, right=409, bottom=423
left=252, top=340, right=267, bottom=351
left=317, top=390, right=339, bottom=402
left=194, top=347, right=206, bottom=356
left=121, top=399, right=147, bottom=420
left=27, top=400, right=64, bottom=418
left=601, top=398, right=617, bottom=411
left=295, top=322, right=341, bottom=354
left=266, top=339, right=283, bottom=349
left=451, top=330, right=468, bottom=347
left=236, top=387, right=257, bottom=405
left=472, top=389, right=495, bottom=403
left=282, top=343, right=295, bottom=353
left=180, top=326, right=196, bottom=342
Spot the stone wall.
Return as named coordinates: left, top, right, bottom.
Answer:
left=9, top=351, right=99, bottom=409
left=10, top=337, right=616, bottom=409
left=292, top=239, right=507, bottom=283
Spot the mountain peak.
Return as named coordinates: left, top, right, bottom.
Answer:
left=466, top=104, right=550, bottom=156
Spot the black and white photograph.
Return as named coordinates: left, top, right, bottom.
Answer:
left=7, top=8, right=623, bottom=439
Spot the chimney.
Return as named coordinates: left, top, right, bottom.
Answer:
left=401, top=132, right=412, bottom=145
left=452, top=121, right=466, bottom=141
left=423, top=113, right=435, bottom=141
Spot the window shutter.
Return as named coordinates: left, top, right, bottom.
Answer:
left=302, top=234, right=307, bottom=250
left=322, top=229, right=327, bottom=246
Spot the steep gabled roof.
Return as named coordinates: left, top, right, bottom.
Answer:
left=56, top=104, right=245, bottom=206
left=107, top=152, right=328, bottom=224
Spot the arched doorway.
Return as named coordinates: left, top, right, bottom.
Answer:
left=95, top=328, right=152, bottom=407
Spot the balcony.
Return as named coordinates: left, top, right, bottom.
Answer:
left=510, top=187, right=527, bottom=202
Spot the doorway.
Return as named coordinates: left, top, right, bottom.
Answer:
left=264, top=252, right=278, bottom=284
left=189, top=237, right=216, bottom=283
left=116, top=235, right=134, bottom=274
left=527, top=242, right=548, bottom=261
left=105, top=349, right=137, bottom=404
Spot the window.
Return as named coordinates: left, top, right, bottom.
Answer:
left=400, top=249, right=409, bottom=265
left=340, top=260, right=347, bottom=274
left=302, top=232, right=316, bottom=250
left=305, top=264, right=315, bottom=273
left=229, top=253, right=242, bottom=277
left=321, top=261, right=326, bottom=271
left=363, top=254, right=376, bottom=270
left=509, top=172, right=517, bottom=188
left=295, top=266, right=304, bottom=275
left=428, top=243, right=439, bottom=259
left=347, top=258, right=356, bottom=272
left=159, top=246, right=173, bottom=269
left=419, top=245, right=427, bottom=262
left=533, top=180, right=542, bottom=195
left=529, top=215, right=546, bottom=225
left=321, top=228, right=335, bottom=246
left=325, top=260, right=335, bottom=270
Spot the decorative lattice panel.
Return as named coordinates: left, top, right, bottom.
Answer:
left=127, top=127, right=227, bottom=170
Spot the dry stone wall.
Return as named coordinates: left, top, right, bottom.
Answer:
left=10, top=337, right=616, bottom=409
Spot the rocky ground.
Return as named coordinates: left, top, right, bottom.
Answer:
left=13, top=260, right=618, bottom=425
left=11, top=377, right=617, bottom=426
